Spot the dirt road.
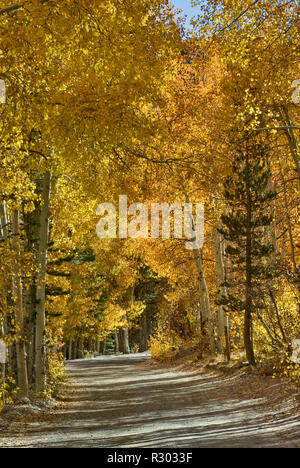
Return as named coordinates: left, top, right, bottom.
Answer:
left=0, top=353, right=299, bottom=448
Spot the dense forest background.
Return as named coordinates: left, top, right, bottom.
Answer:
left=0, top=0, right=299, bottom=401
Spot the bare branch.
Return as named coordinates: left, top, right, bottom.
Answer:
left=255, top=126, right=300, bottom=132
left=0, top=3, right=22, bottom=16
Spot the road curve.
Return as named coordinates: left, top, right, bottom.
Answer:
left=0, top=353, right=299, bottom=448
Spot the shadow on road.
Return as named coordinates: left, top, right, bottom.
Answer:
left=1, top=353, right=299, bottom=448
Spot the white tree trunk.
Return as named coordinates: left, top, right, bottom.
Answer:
left=121, top=287, right=133, bottom=355
left=213, top=224, right=226, bottom=352
left=114, top=330, right=119, bottom=353
left=12, top=210, right=29, bottom=398
left=0, top=201, right=8, bottom=323
left=35, top=172, right=51, bottom=394
left=0, top=202, right=8, bottom=394
left=193, top=248, right=216, bottom=354
left=68, top=340, right=73, bottom=360
left=184, top=191, right=215, bottom=354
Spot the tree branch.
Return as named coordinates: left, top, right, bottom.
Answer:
left=255, top=126, right=300, bottom=132
left=0, top=3, right=22, bottom=16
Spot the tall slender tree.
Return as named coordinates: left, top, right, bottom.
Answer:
left=219, top=143, right=276, bottom=365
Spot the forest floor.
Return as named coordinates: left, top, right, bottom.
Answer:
left=0, top=353, right=299, bottom=448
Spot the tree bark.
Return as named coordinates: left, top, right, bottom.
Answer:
left=139, top=313, right=148, bottom=352
left=68, top=340, right=73, bottom=360
left=279, top=106, right=300, bottom=182
left=245, top=154, right=256, bottom=366
left=35, top=172, right=51, bottom=394
left=184, top=192, right=215, bottom=354
left=193, top=248, right=216, bottom=354
left=277, top=155, right=298, bottom=276
left=12, top=210, right=29, bottom=397
left=114, top=330, right=119, bottom=353
left=121, top=287, right=134, bottom=355
left=0, top=203, right=8, bottom=397
left=122, top=319, right=130, bottom=354
left=23, top=200, right=41, bottom=386
left=213, top=223, right=230, bottom=359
